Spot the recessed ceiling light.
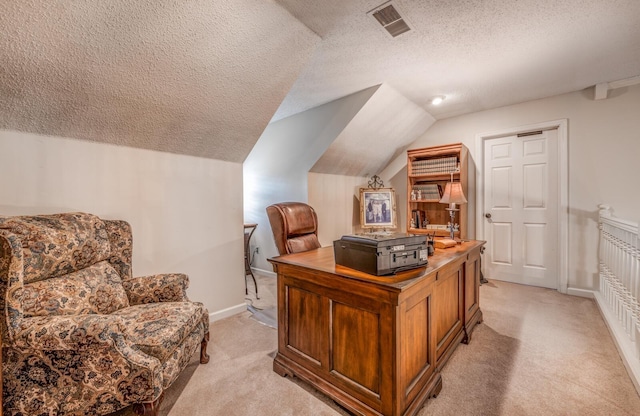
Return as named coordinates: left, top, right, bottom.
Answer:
left=431, top=96, right=445, bottom=106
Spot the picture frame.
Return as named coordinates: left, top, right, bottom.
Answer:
left=360, top=187, right=397, bottom=229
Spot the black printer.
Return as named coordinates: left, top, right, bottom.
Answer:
left=333, top=233, right=428, bottom=276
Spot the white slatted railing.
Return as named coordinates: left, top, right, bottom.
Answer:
left=596, top=204, right=640, bottom=392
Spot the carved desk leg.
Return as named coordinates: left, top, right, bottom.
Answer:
left=200, top=331, right=210, bottom=364
left=462, top=310, right=483, bottom=345
left=273, top=356, right=295, bottom=378
left=429, top=374, right=443, bottom=399
left=462, top=328, right=471, bottom=345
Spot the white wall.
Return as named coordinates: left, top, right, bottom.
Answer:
left=308, top=173, right=368, bottom=246
left=388, top=84, right=640, bottom=292
left=0, top=130, right=245, bottom=320
left=388, top=166, right=408, bottom=233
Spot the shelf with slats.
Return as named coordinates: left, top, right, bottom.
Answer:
left=408, top=171, right=460, bottom=180
left=409, top=156, right=459, bottom=176
left=406, top=143, right=471, bottom=238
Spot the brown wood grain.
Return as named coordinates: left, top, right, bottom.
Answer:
left=287, top=286, right=323, bottom=364
left=332, top=302, right=381, bottom=394
left=401, top=296, right=431, bottom=393
left=270, top=240, right=484, bottom=416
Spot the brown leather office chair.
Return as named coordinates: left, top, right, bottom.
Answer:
left=266, top=202, right=322, bottom=255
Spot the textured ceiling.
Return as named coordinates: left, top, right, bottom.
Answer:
left=0, top=0, right=318, bottom=162
left=1, top=0, right=638, bottom=167
left=273, top=0, right=640, bottom=121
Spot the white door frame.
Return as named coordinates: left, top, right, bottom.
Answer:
left=475, top=119, right=568, bottom=293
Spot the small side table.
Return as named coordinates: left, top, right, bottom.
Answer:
left=244, top=223, right=259, bottom=299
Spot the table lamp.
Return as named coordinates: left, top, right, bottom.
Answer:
left=439, top=179, right=467, bottom=240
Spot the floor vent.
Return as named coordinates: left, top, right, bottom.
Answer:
left=368, top=2, right=412, bottom=38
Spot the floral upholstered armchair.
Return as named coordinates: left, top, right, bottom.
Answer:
left=0, top=212, right=210, bottom=415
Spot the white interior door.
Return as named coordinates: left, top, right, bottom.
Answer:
left=483, top=130, right=558, bottom=288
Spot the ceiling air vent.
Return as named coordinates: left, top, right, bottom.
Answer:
left=368, top=1, right=412, bottom=38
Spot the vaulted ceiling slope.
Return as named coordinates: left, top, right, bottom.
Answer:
left=246, top=83, right=434, bottom=180
left=273, top=0, right=640, bottom=121
left=0, top=0, right=319, bottom=162
left=311, top=84, right=435, bottom=177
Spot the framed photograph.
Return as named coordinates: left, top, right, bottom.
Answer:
left=360, top=188, right=397, bottom=229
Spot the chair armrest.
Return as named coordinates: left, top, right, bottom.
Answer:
left=122, top=273, right=190, bottom=305
left=13, top=314, right=164, bottom=403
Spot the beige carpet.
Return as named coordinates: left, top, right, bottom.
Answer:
left=115, top=271, right=640, bottom=416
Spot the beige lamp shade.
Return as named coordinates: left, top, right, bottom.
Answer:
left=440, top=182, right=467, bottom=205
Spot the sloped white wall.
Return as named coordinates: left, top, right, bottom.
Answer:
left=311, top=84, right=435, bottom=177
left=243, top=87, right=379, bottom=271
left=0, top=130, right=245, bottom=320
left=387, top=85, right=640, bottom=292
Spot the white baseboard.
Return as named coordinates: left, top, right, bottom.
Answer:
left=209, top=302, right=246, bottom=323
left=593, top=291, right=640, bottom=395
left=207, top=268, right=275, bottom=323
left=251, top=266, right=276, bottom=277
left=566, top=287, right=595, bottom=298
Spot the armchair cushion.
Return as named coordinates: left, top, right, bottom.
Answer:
left=13, top=314, right=127, bottom=351
left=22, top=260, right=130, bottom=317
left=113, top=302, right=207, bottom=362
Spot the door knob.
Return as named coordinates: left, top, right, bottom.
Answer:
left=485, top=213, right=492, bottom=219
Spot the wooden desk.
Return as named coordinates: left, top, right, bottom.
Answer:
left=269, top=240, right=484, bottom=416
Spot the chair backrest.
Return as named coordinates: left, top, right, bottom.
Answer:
left=0, top=212, right=131, bottom=321
left=266, top=202, right=321, bottom=255
left=0, top=213, right=112, bottom=284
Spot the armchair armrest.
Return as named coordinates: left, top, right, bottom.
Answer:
left=122, top=273, right=189, bottom=305
left=12, top=314, right=164, bottom=405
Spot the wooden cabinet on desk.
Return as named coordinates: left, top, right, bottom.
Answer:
left=407, top=143, right=472, bottom=239
left=269, top=241, right=484, bottom=416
